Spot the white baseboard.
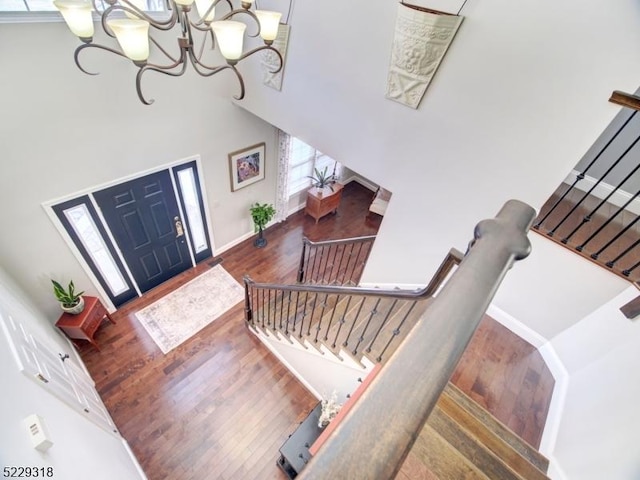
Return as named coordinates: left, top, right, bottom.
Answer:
left=215, top=219, right=279, bottom=255
left=122, top=438, right=148, bottom=480
left=546, top=454, right=569, bottom=480
left=566, top=169, right=640, bottom=215
left=537, top=342, right=569, bottom=458
left=486, top=304, right=548, bottom=348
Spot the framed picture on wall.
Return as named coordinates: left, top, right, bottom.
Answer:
left=228, top=142, right=266, bottom=191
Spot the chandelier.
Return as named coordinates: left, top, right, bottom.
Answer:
left=53, top=0, right=284, bottom=104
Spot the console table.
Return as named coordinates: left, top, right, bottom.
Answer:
left=305, top=183, right=344, bottom=224
left=277, top=402, right=324, bottom=478
left=56, top=296, right=115, bottom=351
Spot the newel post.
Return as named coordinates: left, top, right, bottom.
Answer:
left=298, top=199, right=536, bottom=479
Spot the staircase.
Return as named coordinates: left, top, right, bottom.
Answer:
left=400, top=382, right=550, bottom=479
left=244, top=221, right=550, bottom=479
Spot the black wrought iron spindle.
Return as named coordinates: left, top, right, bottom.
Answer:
left=535, top=111, right=637, bottom=230
left=365, top=299, right=399, bottom=353
left=550, top=132, right=640, bottom=237
left=352, top=298, right=381, bottom=355
left=342, top=297, right=367, bottom=349
left=376, top=301, right=418, bottom=362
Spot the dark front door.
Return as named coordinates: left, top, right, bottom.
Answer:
left=94, top=170, right=192, bottom=294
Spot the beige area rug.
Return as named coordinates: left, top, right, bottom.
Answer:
left=135, top=265, right=244, bottom=354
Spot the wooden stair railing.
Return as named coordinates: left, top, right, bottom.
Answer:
left=244, top=248, right=464, bottom=364
left=297, top=199, right=536, bottom=479
left=297, top=235, right=377, bottom=286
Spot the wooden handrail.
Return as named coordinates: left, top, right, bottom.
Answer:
left=246, top=248, right=463, bottom=302
left=298, top=199, right=536, bottom=479
left=302, top=235, right=378, bottom=247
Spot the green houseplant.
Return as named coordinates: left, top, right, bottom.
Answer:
left=250, top=202, right=276, bottom=248
left=51, top=279, right=85, bottom=314
left=307, top=166, right=337, bottom=192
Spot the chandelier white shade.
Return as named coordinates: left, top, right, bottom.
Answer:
left=54, top=0, right=94, bottom=39
left=255, top=10, right=281, bottom=41
left=210, top=20, right=246, bottom=60
left=107, top=19, right=150, bottom=62
left=54, top=0, right=284, bottom=105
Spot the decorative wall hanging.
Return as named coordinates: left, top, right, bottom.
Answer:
left=385, top=3, right=463, bottom=109
left=229, top=142, right=266, bottom=191
left=262, top=24, right=291, bottom=91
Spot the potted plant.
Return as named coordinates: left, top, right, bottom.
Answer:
left=51, top=279, right=85, bottom=314
left=307, top=166, right=337, bottom=196
left=250, top=202, right=276, bottom=248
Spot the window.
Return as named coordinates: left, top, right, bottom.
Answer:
left=0, top=0, right=164, bottom=14
left=287, top=137, right=340, bottom=196
left=51, top=195, right=137, bottom=306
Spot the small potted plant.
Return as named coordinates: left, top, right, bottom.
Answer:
left=250, top=202, right=276, bottom=248
left=307, top=166, right=337, bottom=196
left=51, top=279, right=85, bottom=314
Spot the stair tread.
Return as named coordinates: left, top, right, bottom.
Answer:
left=443, top=382, right=550, bottom=473
left=397, top=423, right=491, bottom=480
left=430, top=394, right=549, bottom=480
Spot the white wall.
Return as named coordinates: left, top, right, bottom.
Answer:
left=550, top=286, right=640, bottom=479
left=236, top=0, right=640, bottom=332
left=0, top=22, right=279, bottom=319
left=0, top=268, right=143, bottom=480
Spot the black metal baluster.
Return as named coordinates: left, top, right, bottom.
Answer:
left=293, top=292, right=300, bottom=336
left=342, top=297, right=366, bottom=350
left=310, top=246, right=321, bottom=283
left=535, top=111, right=637, bottom=231
left=314, top=294, right=330, bottom=343
left=336, top=243, right=351, bottom=285
left=323, top=294, right=341, bottom=341
left=325, top=244, right=338, bottom=285
left=365, top=299, right=398, bottom=354
left=623, top=257, right=640, bottom=276
left=606, top=236, right=640, bottom=269
left=306, top=292, right=319, bottom=337
left=298, top=291, right=309, bottom=339
left=333, top=244, right=348, bottom=286
left=576, top=186, right=640, bottom=253
left=377, top=301, right=418, bottom=362
left=353, top=242, right=366, bottom=285
left=550, top=133, right=640, bottom=238
left=352, top=298, right=381, bottom=355
left=260, top=289, right=266, bottom=329
left=330, top=295, right=353, bottom=348
left=278, top=292, right=286, bottom=331
left=297, top=239, right=308, bottom=283
left=564, top=158, right=640, bottom=246
left=284, top=291, right=293, bottom=335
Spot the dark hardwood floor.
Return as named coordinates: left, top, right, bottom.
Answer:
left=76, top=181, right=553, bottom=479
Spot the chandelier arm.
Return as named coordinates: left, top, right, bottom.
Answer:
left=149, top=35, right=181, bottom=64
left=229, top=64, right=245, bottom=100
left=188, top=36, right=223, bottom=70
left=101, top=4, right=178, bottom=32
left=74, top=43, right=129, bottom=75
left=237, top=44, right=283, bottom=73
left=136, top=60, right=189, bottom=105
left=195, top=29, right=209, bottom=61
left=220, top=9, right=260, bottom=38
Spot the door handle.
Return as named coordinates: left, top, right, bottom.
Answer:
left=174, top=216, right=185, bottom=238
